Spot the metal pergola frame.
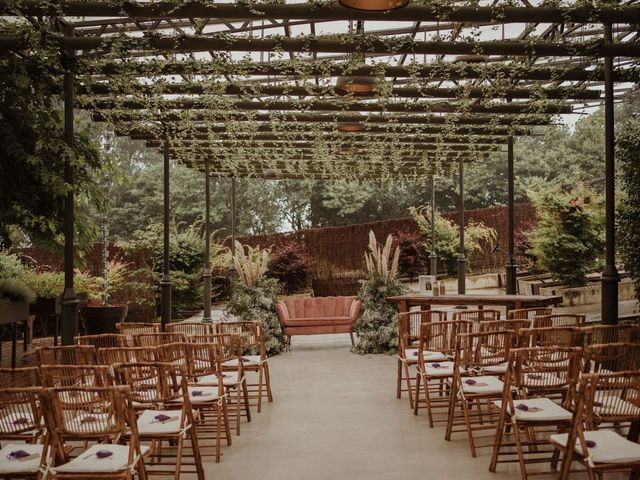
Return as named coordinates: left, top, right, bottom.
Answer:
left=1, top=0, right=638, bottom=336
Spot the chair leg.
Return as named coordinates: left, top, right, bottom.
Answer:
left=235, top=386, right=241, bottom=436
left=404, top=363, right=414, bottom=410
left=173, top=435, right=184, bottom=480
left=413, top=373, right=421, bottom=416
left=445, top=383, right=458, bottom=442
left=190, top=426, right=206, bottom=480
left=264, top=363, right=273, bottom=403
left=257, top=367, right=264, bottom=413
left=461, top=398, right=478, bottom=457
left=396, top=358, right=403, bottom=399
left=242, top=378, right=252, bottom=422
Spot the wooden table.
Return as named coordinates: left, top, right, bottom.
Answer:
left=387, top=293, right=563, bottom=315
left=0, top=301, right=30, bottom=368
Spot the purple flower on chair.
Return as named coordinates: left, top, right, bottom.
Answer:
left=96, top=450, right=113, bottom=459
left=81, top=416, right=97, bottom=423
left=593, top=401, right=603, bottom=407
left=7, top=450, right=30, bottom=461
left=412, top=352, right=419, bottom=357
left=528, top=374, right=542, bottom=380
left=585, top=440, right=597, bottom=449
left=515, top=403, right=529, bottom=411
left=464, top=379, right=477, bottom=385
left=192, top=390, right=203, bottom=397
left=241, top=357, right=251, bottom=362
left=12, top=417, right=30, bottom=426
left=215, top=373, right=229, bottom=378
left=154, top=414, right=171, bottom=422
left=431, top=363, right=441, bottom=368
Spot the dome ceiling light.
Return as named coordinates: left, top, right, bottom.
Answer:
left=338, top=0, right=410, bottom=12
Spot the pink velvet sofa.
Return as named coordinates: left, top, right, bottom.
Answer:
left=275, top=296, right=362, bottom=347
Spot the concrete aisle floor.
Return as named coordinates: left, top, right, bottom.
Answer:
left=204, top=334, right=521, bottom=480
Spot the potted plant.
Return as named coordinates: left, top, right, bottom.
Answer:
left=22, top=270, right=63, bottom=338
left=0, top=278, right=35, bottom=326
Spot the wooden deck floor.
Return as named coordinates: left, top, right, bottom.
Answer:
left=0, top=335, right=54, bottom=368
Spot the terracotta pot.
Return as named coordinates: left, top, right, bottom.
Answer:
left=82, top=304, right=128, bottom=335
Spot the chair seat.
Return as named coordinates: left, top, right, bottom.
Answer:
left=223, top=355, right=264, bottom=368
left=0, top=443, right=44, bottom=474
left=169, top=386, right=222, bottom=404
left=52, top=443, right=150, bottom=474
left=421, top=361, right=461, bottom=378
left=482, top=362, right=509, bottom=375
left=494, top=397, right=573, bottom=422
left=550, top=430, right=640, bottom=464
left=197, top=371, right=241, bottom=387
left=137, top=409, right=185, bottom=435
left=0, top=411, right=36, bottom=433
left=461, top=375, right=505, bottom=394
left=405, top=349, right=449, bottom=363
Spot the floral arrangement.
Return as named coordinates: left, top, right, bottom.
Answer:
left=353, top=231, right=406, bottom=354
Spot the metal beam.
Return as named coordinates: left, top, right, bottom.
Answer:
left=506, top=136, right=517, bottom=295
left=202, top=157, right=212, bottom=323
left=5, top=2, right=640, bottom=25
left=458, top=159, right=466, bottom=295
left=80, top=82, right=601, bottom=101
left=160, top=136, right=172, bottom=330
left=80, top=98, right=572, bottom=114
left=1, top=35, right=638, bottom=58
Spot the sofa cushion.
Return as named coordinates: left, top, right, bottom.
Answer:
left=281, top=296, right=357, bottom=319
left=283, top=316, right=354, bottom=327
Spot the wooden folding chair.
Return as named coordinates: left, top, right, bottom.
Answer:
left=75, top=333, right=127, bottom=350
left=133, top=332, right=186, bottom=348
left=115, top=362, right=205, bottom=479
left=452, top=309, right=501, bottom=322
left=0, top=387, right=49, bottom=480
left=581, top=324, right=640, bottom=346
left=35, top=345, right=96, bottom=366
left=551, top=371, right=640, bottom=480
left=396, top=310, right=447, bottom=409
left=414, top=320, right=470, bottom=426
left=490, top=347, right=582, bottom=479
left=218, top=321, right=273, bottom=412
left=42, top=385, right=148, bottom=480
left=96, top=346, right=158, bottom=366
left=518, top=326, right=583, bottom=348
left=187, top=333, right=251, bottom=436
left=445, top=330, right=513, bottom=457
left=0, top=367, right=40, bottom=387
left=531, top=314, right=585, bottom=329
left=479, top=319, right=532, bottom=335
left=166, top=322, right=215, bottom=337
left=507, top=307, right=552, bottom=320
left=116, top=323, right=161, bottom=346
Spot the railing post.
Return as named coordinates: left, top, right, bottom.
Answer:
left=429, top=174, right=438, bottom=276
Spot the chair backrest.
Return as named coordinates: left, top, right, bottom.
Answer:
left=156, top=342, right=189, bottom=367
left=479, top=319, right=531, bottom=334
left=0, top=387, right=44, bottom=440
left=456, top=330, right=513, bottom=370
left=43, top=385, right=135, bottom=440
left=399, top=310, right=447, bottom=348
left=40, top=365, right=115, bottom=388
left=218, top=321, right=260, bottom=350
left=35, top=345, right=96, bottom=366
left=166, top=321, right=215, bottom=336
left=75, top=333, right=127, bottom=349
left=519, top=326, right=582, bottom=348
left=185, top=343, right=224, bottom=394
left=0, top=367, right=40, bottom=387
left=452, top=309, right=501, bottom=322
left=187, top=333, right=243, bottom=361
left=133, top=332, right=186, bottom=347
left=418, top=320, right=470, bottom=358
left=581, top=324, right=640, bottom=346
left=507, top=307, right=552, bottom=320
left=116, top=322, right=161, bottom=345
left=531, top=314, right=585, bottom=329
left=96, top=346, right=158, bottom=366
left=115, top=362, right=186, bottom=407
left=582, top=343, right=640, bottom=374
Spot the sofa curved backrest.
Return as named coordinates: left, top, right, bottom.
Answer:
left=277, top=296, right=360, bottom=319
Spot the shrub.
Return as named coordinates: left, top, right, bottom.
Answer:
left=409, top=206, right=496, bottom=275
left=0, top=278, right=35, bottom=303
left=392, top=230, right=430, bottom=278
left=527, top=187, right=604, bottom=287
left=618, top=118, right=640, bottom=302
left=267, top=240, right=315, bottom=294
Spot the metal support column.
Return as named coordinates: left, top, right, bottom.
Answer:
left=457, top=159, right=466, bottom=294
left=61, top=56, right=79, bottom=345
left=202, top=158, right=212, bottom=323
left=228, top=177, right=238, bottom=293
left=506, top=136, right=517, bottom=294
left=160, top=136, right=172, bottom=330
left=429, top=175, right=438, bottom=276
left=601, top=24, right=620, bottom=325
